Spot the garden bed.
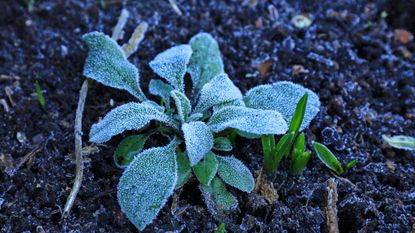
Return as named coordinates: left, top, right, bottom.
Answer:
left=0, top=0, right=414, bottom=232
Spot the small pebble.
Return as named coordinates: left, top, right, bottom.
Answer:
left=291, top=15, right=312, bottom=28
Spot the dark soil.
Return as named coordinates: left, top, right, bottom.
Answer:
left=1, top=0, right=415, bottom=232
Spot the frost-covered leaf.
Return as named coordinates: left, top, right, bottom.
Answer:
left=208, top=106, right=288, bottom=135
left=182, top=121, right=214, bottom=166
left=149, top=45, right=192, bottom=91
left=117, top=139, right=178, bottom=231
left=114, top=134, right=148, bottom=168
left=149, top=79, right=173, bottom=109
left=188, top=112, right=204, bottom=122
left=141, top=100, right=165, bottom=112
left=213, top=137, right=233, bottom=152
left=194, top=73, right=243, bottom=113
left=200, top=177, right=238, bottom=213
left=216, top=156, right=255, bottom=193
left=89, top=102, right=177, bottom=143
left=382, top=135, right=415, bottom=151
left=176, top=151, right=192, bottom=189
left=82, top=32, right=146, bottom=101
left=193, top=151, right=218, bottom=186
left=171, top=90, right=191, bottom=123
left=212, top=98, right=245, bottom=112
left=188, top=33, right=224, bottom=91
left=244, top=81, right=320, bottom=130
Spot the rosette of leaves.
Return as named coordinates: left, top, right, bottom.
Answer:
left=83, top=31, right=317, bottom=231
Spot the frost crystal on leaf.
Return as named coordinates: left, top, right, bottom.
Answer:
left=194, top=73, right=243, bottom=113
left=208, top=106, right=288, bottom=135
left=89, top=102, right=177, bottom=143
left=188, top=33, right=224, bottom=91
left=82, top=32, right=146, bottom=101
left=244, top=81, right=320, bottom=130
left=149, top=79, right=173, bottom=109
left=171, top=90, right=192, bottom=123
left=117, top=139, right=178, bottom=231
left=216, top=155, right=255, bottom=193
left=182, top=121, right=214, bottom=166
left=149, top=44, right=192, bottom=91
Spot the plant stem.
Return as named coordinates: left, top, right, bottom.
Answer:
left=62, top=79, right=88, bottom=219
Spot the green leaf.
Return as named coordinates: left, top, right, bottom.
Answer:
left=194, top=73, right=242, bottom=113
left=244, top=81, right=320, bottom=131
left=171, top=90, right=191, bottom=123
left=214, top=223, right=226, bottom=233
left=89, top=102, right=178, bottom=143
left=117, top=139, right=178, bottom=231
left=216, top=155, right=255, bottom=193
left=188, top=33, right=224, bottom=91
left=176, top=151, right=192, bottom=189
left=213, top=137, right=233, bottom=152
left=208, top=106, right=288, bottom=135
left=200, top=177, right=238, bottom=212
left=293, top=133, right=305, bottom=155
left=193, top=151, right=218, bottom=186
left=182, top=121, right=214, bottom=166
left=291, top=150, right=311, bottom=176
left=263, top=132, right=295, bottom=172
left=345, top=159, right=357, bottom=170
left=82, top=32, right=146, bottom=101
left=35, top=80, right=45, bottom=109
left=262, top=135, right=276, bottom=172
left=114, top=135, right=148, bottom=168
left=149, top=44, right=192, bottom=91
left=289, top=93, right=308, bottom=132
left=312, top=141, right=344, bottom=175
left=149, top=79, right=173, bottom=109
left=382, top=135, right=415, bottom=151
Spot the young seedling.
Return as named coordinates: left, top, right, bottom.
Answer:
left=382, top=135, right=415, bottom=151
left=261, top=92, right=320, bottom=173
left=290, top=133, right=312, bottom=176
left=214, top=223, right=226, bottom=233
left=312, top=141, right=357, bottom=175
left=83, top=30, right=322, bottom=230
left=35, top=80, right=45, bottom=109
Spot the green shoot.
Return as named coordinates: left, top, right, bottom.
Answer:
left=27, top=0, right=35, bottom=13
left=290, top=133, right=311, bottom=176
left=289, top=93, right=308, bottom=133
left=291, top=150, right=311, bottom=176
left=262, top=132, right=294, bottom=172
left=312, top=141, right=344, bottom=175
left=35, top=80, right=45, bottom=109
left=214, top=223, right=226, bottom=233
left=261, top=135, right=275, bottom=172
left=345, top=159, right=357, bottom=170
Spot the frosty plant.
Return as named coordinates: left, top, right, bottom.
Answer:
left=83, top=29, right=318, bottom=230
left=253, top=84, right=321, bottom=174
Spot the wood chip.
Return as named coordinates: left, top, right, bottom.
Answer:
left=257, top=59, right=273, bottom=77
left=394, top=29, right=413, bottom=44
left=254, top=170, right=279, bottom=204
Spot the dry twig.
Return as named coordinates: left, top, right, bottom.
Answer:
left=326, top=178, right=339, bottom=233
left=62, top=79, right=88, bottom=219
